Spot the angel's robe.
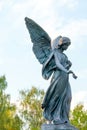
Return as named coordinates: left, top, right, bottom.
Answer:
left=42, top=49, right=72, bottom=124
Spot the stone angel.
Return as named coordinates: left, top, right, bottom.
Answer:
left=25, top=17, right=77, bottom=126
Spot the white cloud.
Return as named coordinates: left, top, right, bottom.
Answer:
left=12, top=0, right=53, bottom=15
left=77, top=69, right=87, bottom=79
left=58, top=19, right=87, bottom=38
left=0, top=58, right=4, bottom=65
left=71, top=90, right=87, bottom=109
left=58, top=0, right=78, bottom=9
left=2, top=0, right=61, bottom=40
left=55, top=19, right=87, bottom=49
left=0, top=0, right=82, bottom=42
left=0, top=0, right=13, bottom=11
left=0, top=1, right=3, bottom=11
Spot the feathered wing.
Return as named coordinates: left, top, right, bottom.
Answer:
left=25, top=17, right=51, bottom=64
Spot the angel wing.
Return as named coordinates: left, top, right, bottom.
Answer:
left=25, top=17, right=51, bottom=64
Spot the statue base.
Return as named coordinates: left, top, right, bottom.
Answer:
left=41, top=123, right=78, bottom=130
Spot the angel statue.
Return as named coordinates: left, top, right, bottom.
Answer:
left=25, top=17, right=77, bottom=128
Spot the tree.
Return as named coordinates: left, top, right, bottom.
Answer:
left=0, top=75, right=23, bottom=130
left=19, top=86, right=87, bottom=130
left=70, top=103, right=87, bottom=130
left=19, top=86, right=46, bottom=130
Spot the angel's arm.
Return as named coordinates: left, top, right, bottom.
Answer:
left=54, top=50, right=68, bottom=73
left=65, top=60, right=72, bottom=70
left=54, top=50, right=77, bottom=79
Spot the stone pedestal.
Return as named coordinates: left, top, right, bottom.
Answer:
left=41, top=123, right=78, bottom=130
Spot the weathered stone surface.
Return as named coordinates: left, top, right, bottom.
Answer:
left=41, top=123, right=78, bottom=130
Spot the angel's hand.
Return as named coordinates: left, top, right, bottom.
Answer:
left=72, top=73, right=78, bottom=79
left=67, top=70, right=77, bottom=79
left=67, top=70, right=73, bottom=74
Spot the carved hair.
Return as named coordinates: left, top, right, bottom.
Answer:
left=51, top=36, right=62, bottom=50
left=51, top=36, right=71, bottom=50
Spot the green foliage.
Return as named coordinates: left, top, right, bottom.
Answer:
left=0, top=75, right=7, bottom=91
left=0, top=75, right=23, bottom=130
left=19, top=86, right=46, bottom=130
left=70, top=103, right=87, bottom=130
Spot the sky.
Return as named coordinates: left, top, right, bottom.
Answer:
left=0, top=0, right=87, bottom=109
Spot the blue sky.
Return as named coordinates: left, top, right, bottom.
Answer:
left=0, top=0, right=87, bottom=108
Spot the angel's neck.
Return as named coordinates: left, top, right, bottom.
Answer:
left=58, top=48, right=63, bottom=53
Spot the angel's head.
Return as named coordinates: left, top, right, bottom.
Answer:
left=52, top=36, right=71, bottom=51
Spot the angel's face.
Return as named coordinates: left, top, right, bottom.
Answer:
left=61, top=43, right=69, bottom=51
left=61, top=37, right=71, bottom=51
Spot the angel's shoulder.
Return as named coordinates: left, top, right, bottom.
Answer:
left=53, top=48, right=61, bottom=55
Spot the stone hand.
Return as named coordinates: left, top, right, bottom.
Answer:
left=68, top=70, right=77, bottom=79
